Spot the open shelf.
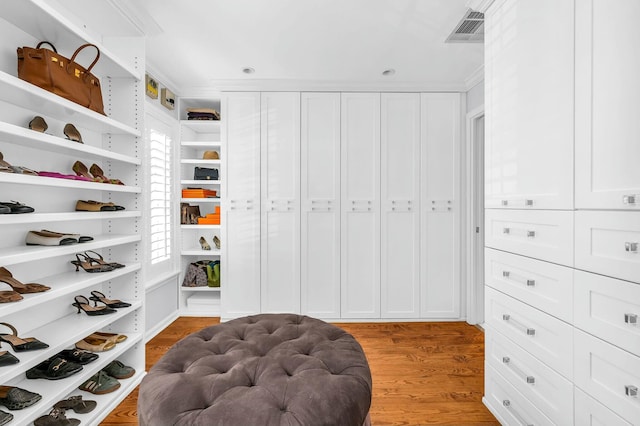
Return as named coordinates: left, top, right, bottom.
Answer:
left=180, top=198, right=220, bottom=203
left=0, top=211, right=141, bottom=225
left=181, top=225, right=221, bottom=230
left=181, top=286, right=221, bottom=292
left=181, top=159, right=221, bottom=165
left=0, top=172, right=141, bottom=193
left=181, top=249, right=222, bottom=256
left=181, top=141, right=221, bottom=148
left=180, top=120, right=221, bottom=132
left=181, top=179, right=220, bottom=185
left=0, top=122, right=141, bottom=165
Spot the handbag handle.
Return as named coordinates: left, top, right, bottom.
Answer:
left=67, top=43, right=101, bottom=77
left=36, top=41, right=58, bottom=53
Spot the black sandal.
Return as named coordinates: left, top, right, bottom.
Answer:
left=34, top=407, right=80, bottom=426
left=89, top=290, right=131, bottom=308
left=25, top=357, right=82, bottom=380
left=71, top=295, right=116, bottom=316
left=53, top=395, right=96, bottom=414
left=0, top=323, right=48, bottom=352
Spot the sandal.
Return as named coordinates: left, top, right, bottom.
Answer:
left=102, top=360, right=135, bottom=379
left=0, top=267, right=50, bottom=294
left=63, top=123, right=83, bottom=143
left=25, top=357, right=83, bottom=380
left=53, top=395, right=96, bottom=414
left=70, top=254, right=115, bottom=273
left=56, top=348, right=98, bottom=365
left=71, top=295, right=116, bottom=316
left=28, top=116, right=48, bottom=133
left=0, top=153, right=13, bottom=174
left=34, top=407, right=80, bottom=426
left=83, top=251, right=125, bottom=269
left=0, top=351, right=19, bottom=367
left=0, top=291, right=22, bottom=304
left=0, top=323, right=48, bottom=352
left=88, top=331, right=127, bottom=344
left=89, top=290, right=131, bottom=308
left=0, top=385, right=42, bottom=410
left=79, top=370, right=121, bottom=395
left=89, top=163, right=125, bottom=185
left=75, top=336, right=115, bottom=352
left=71, top=161, right=104, bottom=183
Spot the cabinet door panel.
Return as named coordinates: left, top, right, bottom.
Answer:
left=421, top=93, right=461, bottom=318
left=575, top=0, right=640, bottom=209
left=261, top=92, right=300, bottom=313
left=301, top=93, right=341, bottom=318
left=484, top=0, right=574, bottom=209
left=575, top=388, right=632, bottom=426
left=381, top=93, right=420, bottom=318
left=341, top=93, right=380, bottom=318
left=222, top=92, right=261, bottom=318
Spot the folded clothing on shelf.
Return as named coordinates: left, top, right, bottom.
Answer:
left=182, top=188, right=217, bottom=198
left=186, top=107, right=220, bottom=120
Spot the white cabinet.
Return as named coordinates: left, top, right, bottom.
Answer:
left=420, top=93, right=461, bottom=318
left=0, top=2, right=144, bottom=424
left=260, top=92, right=300, bottom=313
left=575, top=388, right=633, bottom=426
left=221, top=92, right=261, bottom=318
left=575, top=0, right=640, bottom=210
left=380, top=93, right=420, bottom=318
left=301, top=92, right=341, bottom=318
left=340, top=93, right=381, bottom=318
left=484, top=0, right=574, bottom=210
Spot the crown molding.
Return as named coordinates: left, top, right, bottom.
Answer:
left=464, top=65, right=484, bottom=91
left=105, top=0, right=162, bottom=36
left=465, top=0, right=496, bottom=13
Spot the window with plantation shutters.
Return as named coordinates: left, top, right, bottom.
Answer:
left=148, top=120, right=172, bottom=264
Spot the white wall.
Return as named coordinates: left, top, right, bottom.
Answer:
left=466, top=80, right=484, bottom=112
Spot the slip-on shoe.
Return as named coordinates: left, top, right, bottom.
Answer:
left=0, top=201, right=34, bottom=214
left=0, top=385, right=42, bottom=410
left=25, top=357, right=82, bottom=380
left=25, top=231, right=77, bottom=246
left=56, top=348, right=98, bottom=365
left=75, top=200, right=116, bottom=212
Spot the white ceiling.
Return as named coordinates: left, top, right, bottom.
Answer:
left=61, top=0, right=485, bottom=95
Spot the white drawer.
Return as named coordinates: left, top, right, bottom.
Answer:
left=575, top=211, right=640, bottom=284
left=575, top=388, right=632, bottom=426
left=485, top=287, right=573, bottom=379
left=484, top=364, right=555, bottom=426
left=486, top=328, right=573, bottom=424
left=485, top=209, right=574, bottom=267
left=485, top=248, right=574, bottom=322
left=575, top=329, right=640, bottom=424
left=575, top=270, right=640, bottom=356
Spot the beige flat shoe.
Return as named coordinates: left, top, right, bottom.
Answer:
left=88, top=332, right=127, bottom=345
left=75, top=336, right=115, bottom=352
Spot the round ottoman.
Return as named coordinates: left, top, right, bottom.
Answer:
left=138, top=314, right=372, bottom=426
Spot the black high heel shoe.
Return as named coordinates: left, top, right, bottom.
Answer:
left=83, top=251, right=124, bottom=269
left=71, top=296, right=116, bottom=316
left=89, top=291, right=131, bottom=309
left=0, top=323, right=48, bottom=352
left=70, top=254, right=114, bottom=273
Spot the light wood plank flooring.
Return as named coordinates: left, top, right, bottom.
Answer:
left=102, top=318, right=499, bottom=425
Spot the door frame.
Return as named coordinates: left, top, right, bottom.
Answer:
left=465, top=105, right=485, bottom=325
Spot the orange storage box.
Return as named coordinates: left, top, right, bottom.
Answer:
left=182, top=188, right=217, bottom=198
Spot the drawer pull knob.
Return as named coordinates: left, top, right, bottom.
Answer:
left=625, top=313, right=638, bottom=324
left=625, top=385, right=638, bottom=397
left=623, top=195, right=637, bottom=205
left=502, top=357, right=536, bottom=384
left=502, top=314, right=536, bottom=336
left=527, top=230, right=536, bottom=238
left=625, top=242, right=638, bottom=253
left=502, top=400, right=534, bottom=426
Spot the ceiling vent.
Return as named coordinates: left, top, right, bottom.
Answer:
left=445, top=9, right=484, bottom=43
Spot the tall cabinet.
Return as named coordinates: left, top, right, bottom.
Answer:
left=0, top=1, right=144, bottom=424
left=484, top=0, right=640, bottom=424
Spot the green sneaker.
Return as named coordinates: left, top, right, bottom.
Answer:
left=102, top=360, right=135, bottom=379
left=79, top=370, right=120, bottom=395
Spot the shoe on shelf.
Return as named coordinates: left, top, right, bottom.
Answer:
left=53, top=395, right=96, bottom=414
left=0, top=410, right=11, bottom=426
left=28, top=116, right=48, bottom=133
left=0, top=291, right=22, bottom=304
left=39, top=230, right=93, bottom=243
left=26, top=230, right=77, bottom=246
left=0, top=351, right=19, bottom=367
left=56, top=348, right=98, bottom=365
left=34, top=407, right=80, bottom=426
left=213, top=235, right=221, bottom=249
left=71, top=295, right=116, bottom=316
left=75, top=336, right=115, bottom=353
left=199, top=236, right=211, bottom=250
left=72, top=161, right=104, bottom=183
left=0, top=153, right=37, bottom=175
left=0, top=206, right=8, bottom=214
left=75, top=200, right=117, bottom=212
left=0, top=323, right=48, bottom=352
left=26, top=356, right=83, bottom=380
left=88, top=331, right=127, bottom=345
left=89, top=163, right=125, bottom=185
left=102, top=360, right=135, bottom=379
left=79, top=370, right=120, bottom=395
left=83, top=251, right=125, bottom=269
left=0, top=267, right=50, bottom=294
left=0, top=201, right=34, bottom=214
left=0, top=385, right=42, bottom=410
left=70, top=254, right=115, bottom=273
left=63, top=123, right=83, bottom=143
left=89, top=290, right=131, bottom=308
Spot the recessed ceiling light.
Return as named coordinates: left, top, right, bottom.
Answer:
left=382, top=69, right=396, bottom=76
left=242, top=67, right=255, bottom=74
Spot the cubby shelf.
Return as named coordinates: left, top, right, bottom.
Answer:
left=180, top=179, right=220, bottom=185
left=180, top=224, right=221, bottom=230
left=181, top=249, right=222, bottom=256
left=180, top=159, right=221, bottom=165
left=181, top=287, right=221, bottom=292
left=179, top=120, right=221, bottom=132
left=180, top=198, right=220, bottom=203
left=0, top=122, right=141, bottom=165
left=181, top=141, right=221, bottom=147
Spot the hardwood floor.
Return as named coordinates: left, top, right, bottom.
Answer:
left=102, top=318, right=499, bottom=426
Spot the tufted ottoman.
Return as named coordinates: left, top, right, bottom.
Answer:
left=138, top=314, right=372, bottom=426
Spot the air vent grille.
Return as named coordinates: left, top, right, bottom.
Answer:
left=446, top=9, right=484, bottom=43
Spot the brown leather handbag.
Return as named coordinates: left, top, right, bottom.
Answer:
left=17, top=41, right=105, bottom=115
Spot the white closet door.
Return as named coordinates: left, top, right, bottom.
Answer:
left=260, top=92, right=301, bottom=313
left=421, top=93, right=461, bottom=318
left=222, top=92, right=261, bottom=318
left=301, top=93, right=341, bottom=318
left=381, top=93, right=420, bottom=318
left=484, top=0, right=574, bottom=210
left=341, top=93, right=381, bottom=318
left=575, top=0, right=640, bottom=210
